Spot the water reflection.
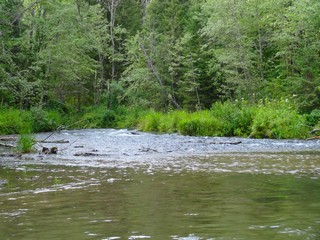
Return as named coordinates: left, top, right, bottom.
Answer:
left=1, top=156, right=320, bottom=240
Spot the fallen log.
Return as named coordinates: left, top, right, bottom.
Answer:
left=0, top=142, right=15, bottom=148
left=37, top=140, right=69, bottom=144
left=73, top=152, right=110, bottom=157
left=0, top=137, right=18, bottom=141
left=74, top=152, right=100, bottom=157
left=306, top=136, right=320, bottom=140
left=209, top=141, right=242, bottom=145
left=310, top=129, right=320, bottom=134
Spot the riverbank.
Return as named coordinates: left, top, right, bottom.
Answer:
left=0, top=100, right=319, bottom=139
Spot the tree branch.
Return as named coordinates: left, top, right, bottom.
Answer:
left=11, top=0, right=43, bottom=25
left=138, top=37, right=181, bottom=109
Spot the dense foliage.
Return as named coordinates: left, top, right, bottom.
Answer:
left=0, top=0, right=319, bottom=138
left=0, top=100, right=315, bottom=139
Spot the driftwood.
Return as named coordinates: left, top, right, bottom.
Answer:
left=209, top=141, right=242, bottom=145
left=74, top=152, right=110, bottom=157
left=139, top=147, right=158, bottom=152
left=37, top=140, right=69, bottom=144
left=0, top=137, right=17, bottom=141
left=310, top=129, right=320, bottom=134
left=306, top=136, right=320, bottom=140
left=0, top=142, right=15, bottom=148
left=74, top=152, right=100, bottom=157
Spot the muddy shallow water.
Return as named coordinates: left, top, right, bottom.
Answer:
left=0, top=129, right=320, bottom=239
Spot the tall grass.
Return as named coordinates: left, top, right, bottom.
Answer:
left=0, top=108, right=31, bottom=134
left=16, top=134, right=35, bottom=153
left=138, top=103, right=255, bottom=137
left=136, top=100, right=310, bottom=139
left=250, top=101, right=309, bottom=139
left=0, top=101, right=313, bottom=139
left=0, top=107, right=63, bottom=135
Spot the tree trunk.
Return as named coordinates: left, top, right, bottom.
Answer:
left=109, top=3, right=115, bottom=82
left=104, top=0, right=121, bottom=82
left=140, top=0, right=151, bottom=19
left=230, top=0, right=252, bottom=96
left=257, top=29, right=265, bottom=81
left=138, top=37, right=181, bottom=109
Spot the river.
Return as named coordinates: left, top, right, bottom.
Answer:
left=0, top=129, right=320, bottom=239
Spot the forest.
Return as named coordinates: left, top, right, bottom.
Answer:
left=1, top=0, right=320, bottom=139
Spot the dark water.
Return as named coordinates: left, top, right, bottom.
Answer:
left=0, top=129, right=320, bottom=239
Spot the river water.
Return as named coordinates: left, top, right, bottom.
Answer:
left=0, top=129, right=320, bottom=239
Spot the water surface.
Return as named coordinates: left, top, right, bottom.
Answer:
left=0, top=129, right=320, bottom=239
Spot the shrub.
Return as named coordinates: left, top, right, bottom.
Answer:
left=178, top=118, right=201, bottom=136
left=251, top=106, right=309, bottom=139
left=139, top=111, right=162, bottom=132
left=0, top=108, right=32, bottom=134
left=101, top=109, right=116, bottom=127
left=209, top=102, right=255, bottom=137
left=178, top=117, right=220, bottom=136
left=44, top=99, right=69, bottom=113
left=77, top=106, right=106, bottom=128
left=305, top=109, right=320, bottom=127
left=115, top=107, right=147, bottom=129
left=30, top=107, right=60, bottom=132
left=158, top=111, right=187, bottom=133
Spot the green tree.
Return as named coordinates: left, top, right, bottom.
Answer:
left=0, top=0, right=29, bottom=107
left=123, top=0, right=203, bottom=110
left=202, top=0, right=262, bottom=100
left=30, top=0, right=109, bottom=111
left=266, top=0, right=320, bottom=112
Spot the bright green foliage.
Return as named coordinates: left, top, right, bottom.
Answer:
left=33, top=1, right=108, bottom=110
left=72, top=105, right=146, bottom=129
left=16, top=134, right=35, bottom=154
left=139, top=111, right=163, bottom=132
left=0, top=108, right=63, bottom=134
left=0, top=103, right=313, bottom=139
left=158, top=111, right=187, bottom=133
left=76, top=106, right=108, bottom=129
left=0, top=108, right=31, bottom=134
left=178, top=111, right=220, bottom=136
left=112, top=106, right=148, bottom=129
left=200, top=0, right=320, bottom=111
left=29, top=107, right=62, bottom=133
left=0, top=0, right=110, bottom=110
left=305, top=110, right=320, bottom=127
left=136, top=101, right=310, bottom=139
left=211, top=102, right=255, bottom=137
left=251, top=101, right=309, bottom=139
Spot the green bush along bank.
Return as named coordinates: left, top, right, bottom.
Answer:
left=0, top=108, right=64, bottom=135
left=138, top=101, right=311, bottom=139
left=0, top=101, right=317, bottom=139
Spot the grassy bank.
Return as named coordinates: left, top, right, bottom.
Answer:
left=0, top=101, right=319, bottom=139
left=138, top=101, right=312, bottom=139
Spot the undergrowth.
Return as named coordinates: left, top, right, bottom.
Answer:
left=136, top=100, right=311, bottom=139
left=0, top=100, right=315, bottom=139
